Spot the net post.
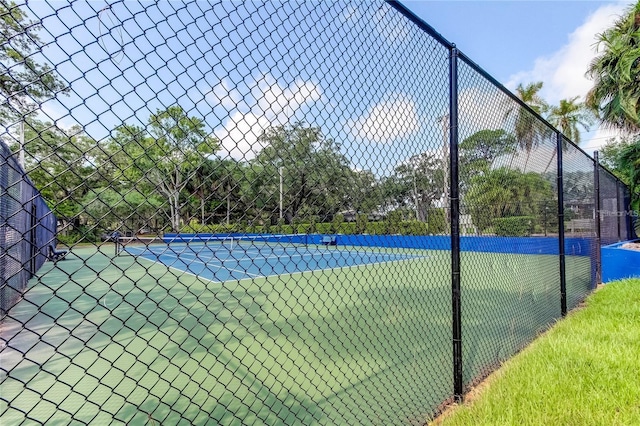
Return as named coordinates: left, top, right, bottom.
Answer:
left=556, top=132, right=567, bottom=316
left=449, top=45, right=463, bottom=403
left=594, top=151, right=602, bottom=286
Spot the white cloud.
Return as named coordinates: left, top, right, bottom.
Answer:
left=347, top=94, right=419, bottom=143
left=215, top=111, right=271, bottom=161
left=210, top=78, right=243, bottom=111
left=214, top=75, right=322, bottom=161
left=507, top=3, right=627, bottom=103
left=506, top=2, right=628, bottom=150
left=580, top=126, right=622, bottom=155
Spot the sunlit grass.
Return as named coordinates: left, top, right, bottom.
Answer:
left=433, top=279, right=640, bottom=426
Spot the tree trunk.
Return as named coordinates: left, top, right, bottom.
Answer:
left=201, top=197, right=205, bottom=225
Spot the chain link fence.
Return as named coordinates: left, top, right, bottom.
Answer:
left=0, top=142, right=57, bottom=318
left=0, top=0, right=635, bottom=424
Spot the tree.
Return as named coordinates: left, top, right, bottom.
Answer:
left=346, top=169, right=381, bottom=216
left=547, top=97, right=594, bottom=144
left=466, top=167, right=554, bottom=232
left=9, top=119, right=99, bottom=223
left=599, top=137, right=640, bottom=232
left=600, top=137, right=637, bottom=184
left=504, top=82, right=550, bottom=170
left=82, top=187, right=164, bottom=234
left=586, top=2, right=640, bottom=133
left=544, top=97, right=595, bottom=172
left=146, top=106, right=218, bottom=232
left=250, top=123, right=352, bottom=224
left=206, top=159, right=246, bottom=225
left=619, top=142, right=640, bottom=212
left=102, top=108, right=218, bottom=232
left=392, top=152, right=444, bottom=222
left=459, top=129, right=516, bottom=185
left=0, top=1, right=67, bottom=123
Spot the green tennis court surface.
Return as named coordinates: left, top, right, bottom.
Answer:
left=0, top=246, right=591, bottom=424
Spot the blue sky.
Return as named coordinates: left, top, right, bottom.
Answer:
left=405, top=0, right=616, bottom=82
left=25, top=0, right=633, bottom=175
left=404, top=0, right=632, bottom=153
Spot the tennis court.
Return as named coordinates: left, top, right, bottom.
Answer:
left=0, top=243, right=591, bottom=425
left=122, top=236, right=427, bottom=283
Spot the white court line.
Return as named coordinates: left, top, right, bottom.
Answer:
left=193, top=247, right=423, bottom=265
left=125, top=245, right=430, bottom=285
left=234, top=253, right=431, bottom=285
left=128, top=248, right=262, bottom=278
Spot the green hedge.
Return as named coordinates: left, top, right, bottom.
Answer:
left=493, top=216, right=536, bottom=237
left=180, top=219, right=441, bottom=236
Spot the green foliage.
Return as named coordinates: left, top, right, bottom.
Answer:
left=355, top=213, right=368, bottom=234
left=331, top=213, right=345, bottom=233
left=494, top=216, right=536, bottom=237
left=388, top=152, right=444, bottom=222
left=57, top=226, right=100, bottom=245
left=0, top=1, right=67, bottom=122
left=466, top=168, right=554, bottom=232
left=250, top=122, right=353, bottom=224
left=460, top=129, right=516, bottom=183
left=400, top=220, right=428, bottom=236
left=12, top=121, right=101, bottom=220
left=83, top=187, right=164, bottom=232
left=181, top=222, right=241, bottom=234
left=427, top=208, right=447, bottom=234
left=103, top=106, right=219, bottom=232
left=586, top=2, right=640, bottom=133
left=365, top=222, right=385, bottom=235
left=546, top=96, right=594, bottom=144
left=385, top=210, right=404, bottom=234
left=619, top=140, right=640, bottom=197
left=599, top=137, right=640, bottom=219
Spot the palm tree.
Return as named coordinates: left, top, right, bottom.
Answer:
left=586, top=2, right=640, bottom=134
left=504, top=82, right=550, bottom=170
left=618, top=141, right=640, bottom=234
left=548, top=97, right=594, bottom=144
left=543, top=96, right=595, bottom=172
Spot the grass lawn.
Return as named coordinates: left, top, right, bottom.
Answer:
left=433, top=279, right=640, bottom=426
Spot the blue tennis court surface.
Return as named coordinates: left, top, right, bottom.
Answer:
left=124, top=243, right=425, bottom=282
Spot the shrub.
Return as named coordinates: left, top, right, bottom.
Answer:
left=331, top=214, right=345, bottom=233
left=493, top=216, right=536, bottom=236
left=427, top=209, right=447, bottom=234
left=385, top=210, right=403, bottom=234
left=402, top=220, right=428, bottom=235
left=365, top=222, right=386, bottom=235
left=355, top=214, right=368, bottom=234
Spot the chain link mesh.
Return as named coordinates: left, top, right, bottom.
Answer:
left=0, top=142, right=56, bottom=318
left=0, top=0, right=635, bottom=424
left=562, top=140, right=597, bottom=310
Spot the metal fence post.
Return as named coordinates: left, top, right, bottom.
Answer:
left=594, top=151, right=602, bottom=286
left=449, top=45, right=463, bottom=402
left=557, top=132, right=567, bottom=316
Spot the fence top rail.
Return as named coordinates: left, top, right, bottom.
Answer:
left=385, top=0, right=453, bottom=49
left=389, top=1, right=614, bottom=176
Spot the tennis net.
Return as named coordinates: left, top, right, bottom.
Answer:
left=118, top=233, right=311, bottom=255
